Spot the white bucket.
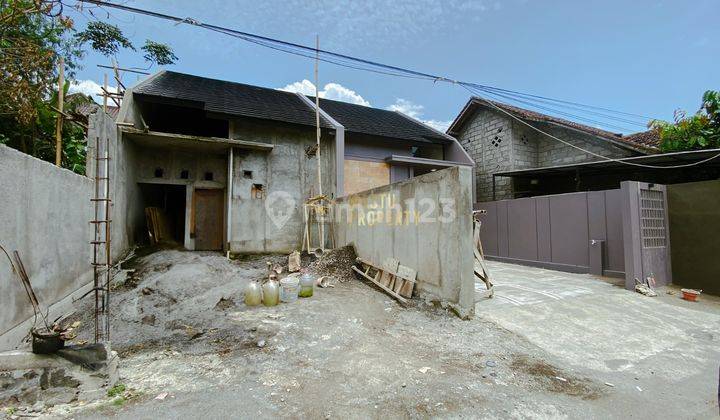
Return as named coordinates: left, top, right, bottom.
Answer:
left=279, top=276, right=300, bottom=303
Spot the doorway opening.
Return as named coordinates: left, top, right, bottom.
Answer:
left=138, top=183, right=186, bottom=245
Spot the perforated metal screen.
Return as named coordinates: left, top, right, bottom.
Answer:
left=640, top=188, right=666, bottom=248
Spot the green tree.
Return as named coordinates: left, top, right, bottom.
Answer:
left=0, top=0, right=178, bottom=174
left=651, top=90, right=720, bottom=152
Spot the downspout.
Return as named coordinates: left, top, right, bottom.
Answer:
left=226, top=147, right=234, bottom=258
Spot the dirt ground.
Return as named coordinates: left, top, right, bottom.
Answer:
left=28, top=248, right=720, bottom=419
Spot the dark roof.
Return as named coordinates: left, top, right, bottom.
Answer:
left=313, top=97, right=452, bottom=144
left=448, top=97, right=659, bottom=152
left=134, top=71, right=332, bottom=129
left=132, top=71, right=451, bottom=144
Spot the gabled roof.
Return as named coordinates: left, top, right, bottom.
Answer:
left=312, top=97, right=453, bottom=144
left=134, top=71, right=333, bottom=129
left=131, top=71, right=451, bottom=144
left=73, top=102, right=119, bottom=120
left=447, top=97, right=659, bottom=152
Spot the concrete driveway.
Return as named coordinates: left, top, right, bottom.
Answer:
left=476, top=260, right=720, bottom=419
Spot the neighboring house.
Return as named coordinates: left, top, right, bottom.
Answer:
left=447, top=98, right=659, bottom=201
left=106, top=70, right=472, bottom=253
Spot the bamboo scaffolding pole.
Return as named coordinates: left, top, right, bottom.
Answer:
left=54, top=57, right=64, bottom=166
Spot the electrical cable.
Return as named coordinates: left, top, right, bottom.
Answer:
left=72, top=0, right=720, bottom=170
left=461, top=84, right=720, bottom=169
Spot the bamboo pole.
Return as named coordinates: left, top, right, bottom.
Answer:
left=103, top=73, right=108, bottom=113
left=54, top=57, right=64, bottom=166
left=314, top=35, right=325, bottom=250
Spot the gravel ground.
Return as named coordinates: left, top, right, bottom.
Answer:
left=30, top=248, right=719, bottom=419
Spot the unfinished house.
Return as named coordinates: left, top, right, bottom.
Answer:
left=0, top=70, right=479, bottom=348
left=111, top=70, right=473, bottom=253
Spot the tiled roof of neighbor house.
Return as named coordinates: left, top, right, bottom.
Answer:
left=71, top=102, right=119, bottom=121
left=313, top=97, right=453, bottom=144
left=623, top=129, right=661, bottom=149
left=132, top=71, right=450, bottom=144
left=448, top=97, right=660, bottom=152
left=134, top=71, right=333, bottom=129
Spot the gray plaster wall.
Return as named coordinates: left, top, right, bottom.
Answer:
left=229, top=119, right=336, bottom=253
left=0, top=145, right=94, bottom=337
left=334, top=166, right=475, bottom=318
left=456, top=107, right=635, bottom=202
left=87, top=111, right=140, bottom=258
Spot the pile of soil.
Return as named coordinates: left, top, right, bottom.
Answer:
left=308, top=245, right=358, bottom=282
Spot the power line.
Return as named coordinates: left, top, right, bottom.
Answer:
left=76, top=0, right=655, bottom=121
left=472, top=87, right=640, bottom=133
left=74, top=0, right=720, bottom=170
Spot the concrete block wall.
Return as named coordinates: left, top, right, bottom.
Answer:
left=334, top=166, right=476, bottom=318
left=536, top=124, right=631, bottom=167
left=457, top=110, right=514, bottom=202
left=457, top=107, right=635, bottom=202
left=0, top=145, right=94, bottom=340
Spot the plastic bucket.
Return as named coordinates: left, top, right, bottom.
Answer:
left=280, top=276, right=300, bottom=303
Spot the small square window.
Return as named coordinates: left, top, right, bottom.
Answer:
left=243, top=170, right=253, bottom=179
left=180, top=169, right=189, bottom=179
left=252, top=183, right=264, bottom=199
left=204, top=172, right=214, bottom=181
left=154, top=168, right=164, bottom=178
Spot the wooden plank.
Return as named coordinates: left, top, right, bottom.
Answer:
left=352, top=264, right=408, bottom=305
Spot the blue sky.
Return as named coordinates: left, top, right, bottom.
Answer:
left=68, top=0, right=719, bottom=133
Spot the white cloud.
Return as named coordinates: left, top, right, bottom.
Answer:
left=421, top=119, right=453, bottom=132
left=387, top=98, right=452, bottom=132
left=279, top=80, right=370, bottom=106
left=68, top=79, right=117, bottom=103
left=387, top=98, right=423, bottom=119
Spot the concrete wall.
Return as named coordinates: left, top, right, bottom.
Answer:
left=667, top=180, right=719, bottom=294
left=0, top=145, right=94, bottom=338
left=87, top=111, right=140, bottom=257
left=229, top=119, right=336, bottom=253
left=334, top=166, right=476, bottom=318
left=456, top=107, right=634, bottom=202
left=477, top=189, right=625, bottom=277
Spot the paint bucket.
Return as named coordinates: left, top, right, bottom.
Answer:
left=280, top=276, right=300, bottom=303
left=681, top=288, right=701, bottom=302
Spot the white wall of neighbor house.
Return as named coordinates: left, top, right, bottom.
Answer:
left=228, top=119, right=336, bottom=253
